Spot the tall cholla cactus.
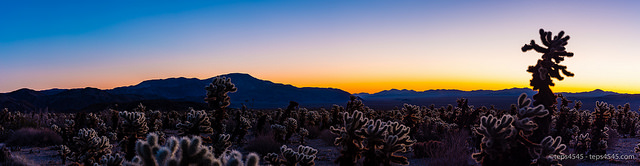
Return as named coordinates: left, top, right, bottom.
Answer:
left=521, top=29, right=575, bottom=142
left=119, top=111, right=149, bottom=160
left=126, top=133, right=258, bottom=166
left=380, top=121, right=415, bottom=165
left=284, top=118, right=298, bottom=143
left=70, top=128, right=113, bottom=165
left=119, top=111, right=149, bottom=137
left=401, top=104, right=423, bottom=138
left=205, top=76, right=238, bottom=135
left=330, top=110, right=368, bottom=165
left=264, top=145, right=318, bottom=166
left=346, top=95, right=365, bottom=113
left=176, top=109, right=213, bottom=136
left=473, top=93, right=565, bottom=166
left=231, top=116, right=252, bottom=144
left=361, top=119, right=388, bottom=165
left=590, top=101, right=611, bottom=155
left=205, top=76, right=238, bottom=110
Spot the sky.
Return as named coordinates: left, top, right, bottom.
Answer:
left=1, top=0, right=640, bottom=94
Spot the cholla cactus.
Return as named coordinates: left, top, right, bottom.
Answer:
left=147, top=110, right=163, bottom=132
left=514, top=93, right=549, bottom=137
left=381, top=121, right=415, bottom=165
left=205, top=76, right=237, bottom=134
left=590, top=101, right=611, bottom=155
left=129, top=133, right=214, bottom=166
left=231, top=116, right=252, bottom=144
left=330, top=110, right=368, bottom=165
left=264, top=145, right=317, bottom=166
left=70, top=128, right=113, bottom=165
left=330, top=105, right=345, bottom=128
left=95, top=153, right=124, bottom=166
left=51, top=124, right=61, bottom=133
left=361, top=119, right=388, bottom=165
left=86, top=113, right=103, bottom=129
left=305, top=111, right=321, bottom=127
left=346, top=95, right=365, bottom=113
left=573, top=133, right=591, bottom=155
left=204, top=76, right=237, bottom=110
left=119, top=111, right=149, bottom=137
left=219, top=150, right=260, bottom=166
left=284, top=118, right=298, bottom=143
left=62, top=119, right=76, bottom=144
left=271, top=124, right=288, bottom=143
left=299, top=128, right=309, bottom=145
left=128, top=133, right=259, bottom=166
left=59, top=145, right=71, bottom=165
left=472, top=93, right=562, bottom=166
left=119, top=111, right=150, bottom=160
left=402, top=104, right=423, bottom=138
left=176, top=109, right=213, bottom=136
left=210, top=134, right=232, bottom=158
left=531, top=136, right=566, bottom=166
left=522, top=29, right=575, bottom=142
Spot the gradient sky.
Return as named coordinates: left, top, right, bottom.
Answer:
left=2, top=1, right=640, bottom=94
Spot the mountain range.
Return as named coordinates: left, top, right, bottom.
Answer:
left=1, top=73, right=639, bottom=112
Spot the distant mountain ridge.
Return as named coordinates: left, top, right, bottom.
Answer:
left=0, top=73, right=638, bottom=112
left=0, top=73, right=351, bottom=112
left=356, top=88, right=634, bottom=110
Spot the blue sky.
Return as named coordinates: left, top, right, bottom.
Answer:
left=2, top=1, right=640, bottom=93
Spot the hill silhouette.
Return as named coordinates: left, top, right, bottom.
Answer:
left=0, top=73, right=351, bottom=112
left=1, top=73, right=638, bottom=112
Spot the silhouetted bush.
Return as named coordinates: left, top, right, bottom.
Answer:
left=5, top=128, right=62, bottom=147
left=244, top=132, right=282, bottom=156
left=425, top=130, right=472, bottom=166
left=318, top=129, right=336, bottom=146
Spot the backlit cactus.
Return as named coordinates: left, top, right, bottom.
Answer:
left=531, top=136, right=566, bottom=166
left=380, top=121, right=415, bottom=165
left=70, top=128, right=113, bottom=165
left=521, top=28, right=575, bottom=142
left=96, top=153, right=124, bottom=166
left=264, top=145, right=318, bottom=166
left=176, top=109, right=213, bottom=136
left=330, top=110, right=368, bottom=165
left=119, top=111, right=149, bottom=137
left=205, top=76, right=238, bottom=134
left=472, top=93, right=565, bottom=166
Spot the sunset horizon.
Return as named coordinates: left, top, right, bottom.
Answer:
left=1, top=72, right=634, bottom=95
left=3, top=1, right=640, bottom=95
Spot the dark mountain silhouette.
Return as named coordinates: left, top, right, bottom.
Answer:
left=355, top=88, right=635, bottom=110
left=0, top=73, right=352, bottom=112
left=1, top=73, right=639, bottom=112
left=109, top=73, right=352, bottom=109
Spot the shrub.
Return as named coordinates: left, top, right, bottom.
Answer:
left=244, top=132, right=282, bottom=156
left=424, top=131, right=471, bottom=165
left=318, top=129, right=337, bottom=146
left=5, top=127, right=62, bottom=147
